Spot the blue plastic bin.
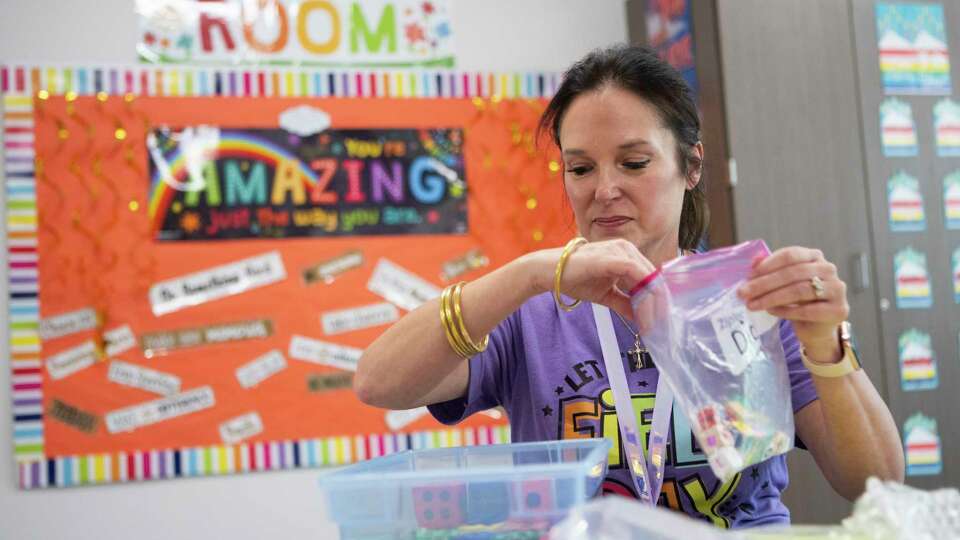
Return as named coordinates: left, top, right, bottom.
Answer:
left=319, top=438, right=611, bottom=539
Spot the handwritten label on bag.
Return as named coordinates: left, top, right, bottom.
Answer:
left=710, top=306, right=776, bottom=376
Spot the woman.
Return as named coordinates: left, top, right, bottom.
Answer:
left=355, top=45, right=903, bottom=528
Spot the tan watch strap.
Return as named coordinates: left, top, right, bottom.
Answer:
left=800, top=322, right=861, bottom=378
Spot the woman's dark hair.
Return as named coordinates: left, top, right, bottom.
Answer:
left=538, top=44, right=708, bottom=251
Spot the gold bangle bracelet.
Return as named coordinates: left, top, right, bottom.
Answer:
left=447, top=283, right=483, bottom=356
left=443, top=285, right=474, bottom=357
left=554, top=237, right=588, bottom=312
left=440, top=285, right=472, bottom=358
left=452, top=282, right=489, bottom=354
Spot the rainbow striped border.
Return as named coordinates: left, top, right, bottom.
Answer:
left=4, top=92, right=42, bottom=472
left=0, top=65, right=561, bottom=99
left=17, top=426, right=510, bottom=489
left=1, top=63, right=555, bottom=489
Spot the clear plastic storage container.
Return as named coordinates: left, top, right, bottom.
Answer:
left=320, top=438, right=611, bottom=540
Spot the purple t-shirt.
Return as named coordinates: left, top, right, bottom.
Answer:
left=428, top=292, right=819, bottom=529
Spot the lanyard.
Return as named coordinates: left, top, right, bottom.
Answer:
left=592, top=303, right=674, bottom=506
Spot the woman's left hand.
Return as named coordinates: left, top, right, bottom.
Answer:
left=737, top=246, right=849, bottom=358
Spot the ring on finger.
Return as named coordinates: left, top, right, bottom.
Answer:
left=810, top=275, right=826, bottom=299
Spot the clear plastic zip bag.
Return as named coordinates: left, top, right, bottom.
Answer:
left=629, top=239, right=795, bottom=481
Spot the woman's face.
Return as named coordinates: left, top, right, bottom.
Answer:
left=559, top=85, right=701, bottom=257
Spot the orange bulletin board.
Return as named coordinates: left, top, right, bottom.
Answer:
left=4, top=66, right=572, bottom=488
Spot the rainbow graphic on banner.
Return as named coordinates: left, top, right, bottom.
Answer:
left=953, top=247, right=960, bottom=304
left=880, top=98, right=918, bottom=156
left=904, top=413, right=942, bottom=476
left=894, top=247, right=931, bottom=309
left=946, top=171, right=960, bottom=230
left=935, top=98, right=960, bottom=156
left=876, top=3, right=951, bottom=95
left=146, top=130, right=322, bottom=229
left=887, top=171, right=925, bottom=232
left=899, top=329, right=937, bottom=391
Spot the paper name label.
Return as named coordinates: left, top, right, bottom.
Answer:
left=236, top=350, right=287, bottom=388
left=48, top=399, right=98, bottom=433
left=149, top=251, right=286, bottom=316
left=288, top=335, right=362, bottom=371
left=105, top=386, right=216, bottom=433
left=321, top=302, right=399, bottom=335
left=40, top=308, right=98, bottom=340
left=104, top=325, right=137, bottom=357
left=367, top=258, right=440, bottom=311
left=303, top=250, right=363, bottom=285
left=710, top=306, right=772, bottom=376
left=385, top=407, right=429, bottom=431
left=219, top=412, right=264, bottom=445
left=141, top=319, right=273, bottom=357
left=46, top=340, right=99, bottom=380
left=307, top=372, right=354, bottom=393
left=108, top=361, right=181, bottom=396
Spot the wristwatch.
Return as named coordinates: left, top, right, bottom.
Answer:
left=800, top=321, right=862, bottom=378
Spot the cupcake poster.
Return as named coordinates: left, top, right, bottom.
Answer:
left=894, top=247, right=932, bottom=309
left=935, top=98, right=960, bottom=156
left=945, top=171, right=960, bottom=230
left=898, top=329, right=937, bottom=391
left=880, top=98, right=918, bottom=156
left=887, top=171, right=926, bottom=232
left=904, top=413, right=942, bottom=476
left=876, top=3, right=951, bottom=95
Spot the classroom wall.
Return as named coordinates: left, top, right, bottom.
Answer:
left=0, top=2, right=628, bottom=538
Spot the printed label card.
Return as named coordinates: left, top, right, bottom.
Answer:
left=367, top=258, right=440, bottom=311
left=321, top=302, right=399, bottom=335
left=288, top=335, right=362, bottom=372
left=46, top=341, right=99, bottom=380
left=149, top=252, right=286, bottom=316
left=235, top=350, right=287, bottom=389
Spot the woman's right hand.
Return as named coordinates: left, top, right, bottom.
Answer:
left=529, top=238, right=656, bottom=320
